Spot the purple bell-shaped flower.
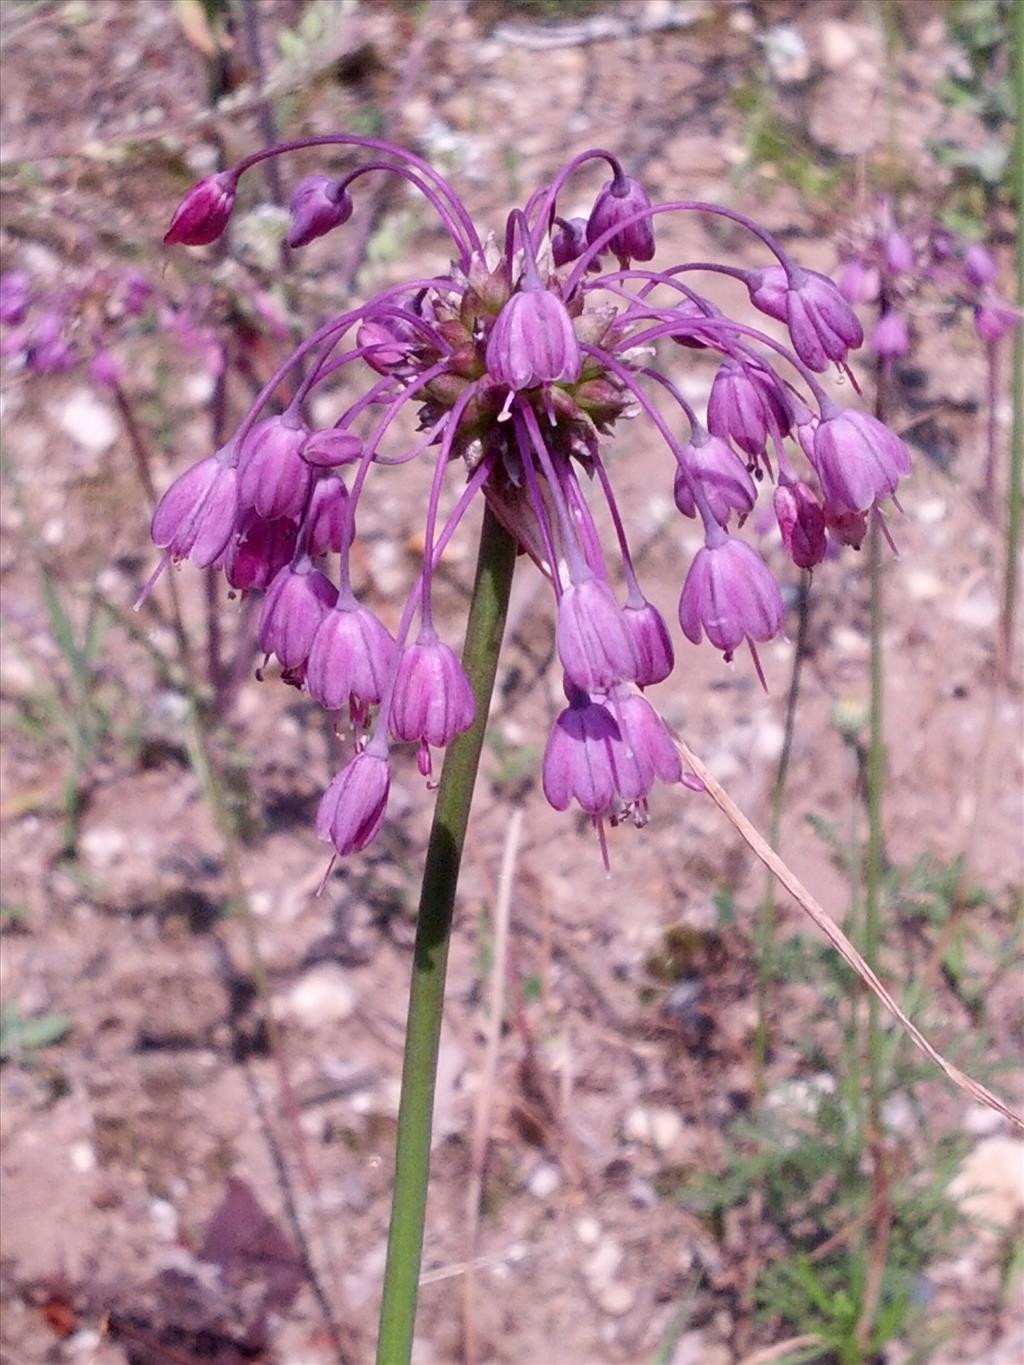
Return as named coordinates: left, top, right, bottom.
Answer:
left=556, top=575, right=639, bottom=693
left=390, top=631, right=475, bottom=769
left=812, top=407, right=911, bottom=516
left=678, top=529, right=784, bottom=664
left=585, top=174, right=656, bottom=267
left=287, top=176, right=354, bottom=249
left=151, top=452, right=239, bottom=568
left=773, top=482, right=827, bottom=570
left=486, top=285, right=581, bottom=392
left=224, top=509, right=298, bottom=591
left=238, top=415, right=312, bottom=522
left=542, top=690, right=619, bottom=815
left=164, top=172, right=238, bottom=247
left=706, top=361, right=791, bottom=460
left=622, top=598, right=674, bottom=687
left=316, top=750, right=391, bottom=856
left=306, top=600, right=396, bottom=715
left=258, top=557, right=337, bottom=671
left=673, top=435, right=757, bottom=529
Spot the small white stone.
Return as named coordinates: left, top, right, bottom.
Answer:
left=69, top=1141, right=96, bottom=1173
left=527, top=1161, right=561, bottom=1200
left=955, top=585, right=999, bottom=631
left=598, top=1282, right=635, bottom=1316
left=818, top=19, right=860, bottom=70
left=79, top=825, right=129, bottom=871
left=964, top=1103, right=1006, bottom=1137
left=149, top=1197, right=179, bottom=1242
left=751, top=719, right=785, bottom=763
left=906, top=569, right=943, bottom=603
left=950, top=1137, right=1024, bottom=1234
left=624, top=1106, right=652, bottom=1144
left=60, top=388, right=119, bottom=454
left=184, top=371, right=216, bottom=406
left=585, top=1237, right=623, bottom=1288
left=284, top=964, right=357, bottom=1027
left=649, top=1106, right=684, bottom=1154
left=915, top=497, right=948, bottom=525
left=575, top=1216, right=601, bottom=1247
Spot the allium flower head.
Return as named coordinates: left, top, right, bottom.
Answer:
left=149, top=132, right=914, bottom=858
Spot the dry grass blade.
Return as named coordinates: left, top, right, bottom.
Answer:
left=675, top=739, right=1024, bottom=1134
left=736, top=1335, right=824, bottom=1365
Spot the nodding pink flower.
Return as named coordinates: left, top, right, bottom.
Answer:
left=673, top=435, right=757, bottom=528
left=607, top=686, right=681, bottom=803
left=390, top=632, right=475, bottom=759
left=557, top=576, right=639, bottom=693
left=678, top=531, right=784, bottom=662
left=622, top=598, right=674, bottom=687
left=0, top=271, right=31, bottom=326
left=837, top=258, right=879, bottom=305
left=224, top=509, right=297, bottom=591
left=542, top=690, right=619, bottom=814
left=871, top=310, right=910, bottom=359
left=287, top=175, right=354, bottom=249
left=963, top=243, right=997, bottom=289
left=258, top=558, right=337, bottom=670
left=784, top=270, right=864, bottom=372
left=152, top=453, right=239, bottom=567
left=302, top=427, right=363, bottom=468
left=164, top=171, right=238, bottom=246
left=238, top=415, right=312, bottom=521
left=812, top=407, right=911, bottom=515
left=316, top=750, right=390, bottom=856
left=357, top=320, right=413, bottom=374
left=586, top=174, right=656, bottom=266
left=306, top=601, right=396, bottom=714
left=706, top=361, right=791, bottom=460
left=973, top=298, right=1019, bottom=344
left=485, top=285, right=581, bottom=391
left=552, top=216, right=589, bottom=267
left=305, top=475, right=350, bottom=557
left=747, top=266, right=862, bottom=369
left=883, top=229, right=915, bottom=276
left=773, top=482, right=827, bottom=569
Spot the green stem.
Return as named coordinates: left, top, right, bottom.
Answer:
left=1002, top=0, right=1024, bottom=670
left=376, top=506, right=517, bottom=1365
left=753, top=573, right=812, bottom=1096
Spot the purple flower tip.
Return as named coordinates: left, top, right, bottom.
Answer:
left=305, top=475, right=350, bottom=557
left=486, top=286, right=581, bottom=391
left=678, top=534, right=783, bottom=660
left=316, top=751, right=391, bottom=856
left=0, top=271, right=31, bottom=326
left=152, top=453, right=239, bottom=568
left=287, top=176, right=354, bottom=249
left=551, top=216, right=589, bottom=268
left=773, top=482, right=827, bottom=569
left=812, top=408, right=911, bottom=516
left=389, top=634, right=475, bottom=751
left=586, top=175, right=656, bottom=266
left=302, top=427, right=364, bottom=468
left=224, top=509, right=297, bottom=592
left=883, top=230, right=915, bottom=276
left=164, top=171, right=238, bottom=247
left=557, top=576, right=639, bottom=693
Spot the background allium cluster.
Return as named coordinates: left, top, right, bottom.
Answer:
left=150, top=136, right=913, bottom=864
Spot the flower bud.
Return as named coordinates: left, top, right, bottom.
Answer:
left=306, top=601, right=396, bottom=713
left=164, top=171, right=238, bottom=247
left=811, top=407, right=910, bottom=516
left=486, top=286, right=581, bottom=391
left=238, top=415, right=312, bottom=521
left=287, top=175, right=354, bottom=249
left=357, top=320, right=412, bottom=374
left=258, top=559, right=337, bottom=670
left=586, top=175, right=656, bottom=266
left=557, top=576, right=639, bottom=693
left=316, top=751, right=390, bottom=856
left=152, top=453, right=239, bottom=567
left=622, top=599, right=674, bottom=687
left=678, top=533, right=783, bottom=661
left=302, top=427, right=363, bottom=468
left=773, top=482, right=827, bottom=569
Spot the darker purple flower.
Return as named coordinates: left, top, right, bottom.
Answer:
left=486, top=285, right=581, bottom=391
left=551, top=216, right=589, bottom=267
left=306, top=601, right=396, bottom=714
left=773, top=481, right=827, bottom=569
left=707, top=361, right=791, bottom=460
left=305, top=475, right=350, bottom=557
left=357, top=320, right=414, bottom=374
left=557, top=575, right=638, bottom=693
left=586, top=175, right=655, bottom=266
left=238, top=414, right=312, bottom=521
left=542, top=690, right=618, bottom=814
left=678, top=531, right=784, bottom=661
left=812, top=407, right=911, bottom=515
left=302, top=427, right=363, bottom=468
left=287, top=175, right=354, bottom=249
left=622, top=598, right=674, bottom=687
left=316, top=750, right=391, bottom=856
left=152, top=453, right=239, bottom=567
left=673, top=434, right=757, bottom=528
left=258, top=558, right=337, bottom=670
left=390, top=632, right=475, bottom=755
left=224, top=509, right=297, bottom=591
left=164, top=171, right=238, bottom=247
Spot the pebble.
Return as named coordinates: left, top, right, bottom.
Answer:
left=818, top=19, right=860, bottom=70
left=149, top=1197, right=179, bottom=1242
left=954, top=584, right=999, bottom=632
left=69, top=1141, right=96, bottom=1173
left=624, top=1104, right=684, bottom=1153
left=598, top=1283, right=635, bottom=1316
left=79, top=825, right=129, bottom=871
left=59, top=388, right=119, bottom=455
left=527, top=1161, right=561, bottom=1200
left=950, top=1137, right=1024, bottom=1235
left=283, top=964, right=357, bottom=1027
left=575, top=1216, right=601, bottom=1247
left=585, top=1236, right=623, bottom=1289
